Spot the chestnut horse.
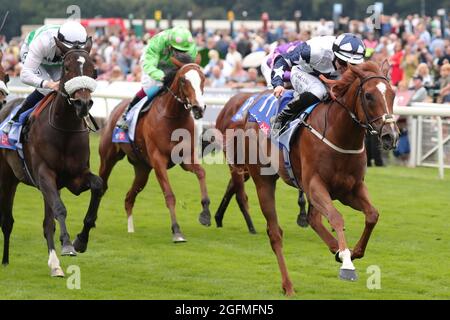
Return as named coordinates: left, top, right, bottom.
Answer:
left=99, top=57, right=211, bottom=242
left=0, top=39, right=102, bottom=277
left=213, top=94, right=308, bottom=234
left=224, top=61, right=399, bottom=295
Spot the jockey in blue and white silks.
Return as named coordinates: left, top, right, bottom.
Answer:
left=3, top=21, right=90, bottom=134
left=271, top=33, right=366, bottom=134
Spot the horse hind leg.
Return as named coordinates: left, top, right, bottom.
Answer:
left=214, top=178, right=235, bottom=228
left=124, top=165, right=151, bottom=233
left=250, top=171, right=294, bottom=296
left=296, top=191, right=309, bottom=228
left=232, top=171, right=256, bottom=234
left=0, top=172, right=18, bottom=266
left=99, top=135, right=126, bottom=193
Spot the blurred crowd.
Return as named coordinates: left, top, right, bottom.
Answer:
left=1, top=13, right=449, bottom=102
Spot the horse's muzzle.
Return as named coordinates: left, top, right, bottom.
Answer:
left=72, top=98, right=94, bottom=119
left=192, top=105, right=205, bottom=120
left=380, top=130, right=399, bottom=150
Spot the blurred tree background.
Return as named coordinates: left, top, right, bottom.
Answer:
left=0, top=0, right=449, bottom=39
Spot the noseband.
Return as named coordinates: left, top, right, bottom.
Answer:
left=334, top=75, right=395, bottom=136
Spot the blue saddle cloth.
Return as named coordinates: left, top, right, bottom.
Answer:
left=112, top=97, right=149, bottom=144
left=0, top=102, right=39, bottom=151
left=232, top=91, right=319, bottom=188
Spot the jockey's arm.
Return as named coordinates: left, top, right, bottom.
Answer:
left=142, top=36, right=165, bottom=82
left=20, top=37, right=53, bottom=89
left=271, top=45, right=305, bottom=97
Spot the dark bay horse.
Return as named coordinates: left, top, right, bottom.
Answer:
left=224, top=61, right=399, bottom=295
left=0, top=39, right=102, bottom=277
left=213, top=93, right=308, bottom=234
left=99, top=57, right=211, bottom=242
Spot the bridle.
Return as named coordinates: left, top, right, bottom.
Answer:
left=165, top=63, right=206, bottom=112
left=332, top=75, right=395, bottom=137
left=56, top=49, right=94, bottom=106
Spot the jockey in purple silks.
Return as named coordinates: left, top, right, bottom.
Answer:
left=261, top=41, right=302, bottom=89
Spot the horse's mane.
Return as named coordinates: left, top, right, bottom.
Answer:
left=163, top=52, right=194, bottom=88
left=331, top=61, right=384, bottom=98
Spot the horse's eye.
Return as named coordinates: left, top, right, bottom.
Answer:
left=365, top=93, right=374, bottom=101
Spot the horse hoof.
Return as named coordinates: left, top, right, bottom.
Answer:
left=283, top=287, right=295, bottom=297
left=61, top=245, right=77, bottom=257
left=249, top=228, right=257, bottom=234
left=199, top=212, right=211, bottom=227
left=215, top=216, right=223, bottom=228
left=73, top=237, right=87, bottom=254
left=173, top=233, right=187, bottom=243
left=297, top=214, right=309, bottom=228
left=339, top=269, right=358, bottom=282
left=51, top=267, right=65, bottom=278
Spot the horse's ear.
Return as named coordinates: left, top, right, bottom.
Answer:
left=348, top=64, right=366, bottom=79
left=84, top=36, right=93, bottom=54
left=195, top=54, right=202, bottom=65
left=170, top=56, right=184, bottom=69
left=54, top=36, right=70, bottom=56
left=380, top=59, right=390, bottom=77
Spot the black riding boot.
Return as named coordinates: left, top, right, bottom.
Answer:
left=3, top=90, right=44, bottom=134
left=117, top=94, right=142, bottom=129
left=271, top=92, right=320, bottom=135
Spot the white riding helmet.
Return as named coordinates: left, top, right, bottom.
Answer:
left=332, top=33, right=366, bottom=65
left=57, top=21, right=88, bottom=48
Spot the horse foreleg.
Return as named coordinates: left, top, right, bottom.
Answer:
left=44, top=202, right=64, bottom=277
left=251, top=171, right=294, bottom=296
left=73, top=173, right=104, bottom=253
left=215, top=178, right=235, bottom=228
left=307, top=205, right=339, bottom=253
left=297, top=191, right=309, bottom=228
left=0, top=169, right=18, bottom=266
left=154, top=155, right=186, bottom=243
left=232, top=170, right=256, bottom=234
left=308, top=176, right=357, bottom=281
left=181, top=163, right=211, bottom=227
left=344, top=183, right=379, bottom=260
left=38, top=168, right=75, bottom=257
left=124, top=165, right=151, bottom=233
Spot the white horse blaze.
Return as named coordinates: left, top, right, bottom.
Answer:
left=376, top=82, right=389, bottom=114
left=185, top=70, right=205, bottom=107
left=77, top=56, right=86, bottom=76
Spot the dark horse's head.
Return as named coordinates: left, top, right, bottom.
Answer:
left=54, top=36, right=97, bottom=119
left=166, top=53, right=206, bottom=120
left=322, top=61, right=400, bottom=150
left=0, top=51, right=10, bottom=108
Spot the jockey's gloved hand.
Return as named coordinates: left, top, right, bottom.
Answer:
left=273, top=86, right=285, bottom=98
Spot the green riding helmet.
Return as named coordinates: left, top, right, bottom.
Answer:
left=169, top=27, right=195, bottom=52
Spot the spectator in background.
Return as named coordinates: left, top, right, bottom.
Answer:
left=439, top=63, right=450, bottom=103
left=109, top=66, right=125, bottom=82
left=207, top=65, right=226, bottom=88
left=412, top=63, right=433, bottom=88
left=401, top=45, right=419, bottom=85
left=126, top=65, right=142, bottom=82
left=390, top=41, right=404, bottom=86
left=226, top=42, right=242, bottom=69
left=410, top=75, right=429, bottom=103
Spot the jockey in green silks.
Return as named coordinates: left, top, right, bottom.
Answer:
left=117, top=26, right=197, bottom=129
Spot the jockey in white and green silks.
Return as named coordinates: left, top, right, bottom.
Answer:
left=117, top=26, right=197, bottom=128
left=3, top=21, right=90, bottom=134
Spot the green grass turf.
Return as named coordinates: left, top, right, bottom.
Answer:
left=1, top=134, right=449, bottom=300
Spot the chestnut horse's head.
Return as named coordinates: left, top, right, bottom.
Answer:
left=322, top=61, right=399, bottom=150
left=0, top=51, right=10, bottom=107
left=168, top=54, right=206, bottom=120
left=55, top=36, right=97, bottom=119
